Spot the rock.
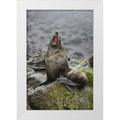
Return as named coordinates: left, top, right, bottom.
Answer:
left=27, top=105, right=32, bottom=110
left=89, top=56, right=93, bottom=67
left=27, top=58, right=93, bottom=110
left=28, top=81, right=93, bottom=110
left=27, top=52, right=46, bottom=66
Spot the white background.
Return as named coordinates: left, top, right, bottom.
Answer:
left=18, top=1, right=102, bottom=120
left=0, top=0, right=120, bottom=120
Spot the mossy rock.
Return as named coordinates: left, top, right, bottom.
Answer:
left=82, top=67, right=93, bottom=87
left=28, top=82, right=93, bottom=110
left=27, top=58, right=93, bottom=110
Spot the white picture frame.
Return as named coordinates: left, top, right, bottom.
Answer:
left=17, top=0, right=103, bottom=120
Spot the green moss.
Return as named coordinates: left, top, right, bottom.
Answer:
left=82, top=67, right=93, bottom=87
left=28, top=82, right=93, bottom=110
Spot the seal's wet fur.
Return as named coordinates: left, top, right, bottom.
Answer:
left=45, top=32, right=70, bottom=83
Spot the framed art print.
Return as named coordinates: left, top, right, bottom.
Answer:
left=17, top=0, right=103, bottom=120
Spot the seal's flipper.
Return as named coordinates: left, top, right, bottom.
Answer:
left=57, top=76, right=81, bottom=92
left=64, top=85, right=76, bottom=92
left=57, top=76, right=79, bottom=87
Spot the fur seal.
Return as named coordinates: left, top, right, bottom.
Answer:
left=45, top=32, right=70, bottom=83
left=33, top=32, right=87, bottom=89
left=66, top=69, right=88, bottom=88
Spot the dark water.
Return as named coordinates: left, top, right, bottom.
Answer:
left=27, top=10, right=93, bottom=59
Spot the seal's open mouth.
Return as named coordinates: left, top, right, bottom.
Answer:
left=52, top=32, right=59, bottom=45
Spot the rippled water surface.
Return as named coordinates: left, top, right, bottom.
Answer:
left=27, top=10, right=93, bottom=59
